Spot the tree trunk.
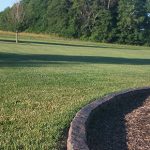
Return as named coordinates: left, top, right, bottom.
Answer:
left=16, top=31, right=18, bottom=43
left=108, top=0, right=111, bottom=10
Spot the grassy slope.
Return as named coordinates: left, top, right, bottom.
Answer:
left=0, top=32, right=150, bottom=149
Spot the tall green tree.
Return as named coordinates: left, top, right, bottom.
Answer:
left=22, top=0, right=49, bottom=32
left=47, top=0, right=72, bottom=36
left=117, top=0, right=148, bottom=45
left=0, top=8, right=13, bottom=31
left=11, top=0, right=25, bottom=43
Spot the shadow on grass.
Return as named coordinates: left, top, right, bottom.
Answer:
left=0, top=39, right=108, bottom=49
left=0, top=39, right=146, bottom=50
left=87, top=93, right=150, bottom=150
left=0, top=52, right=150, bottom=67
left=56, top=126, right=69, bottom=150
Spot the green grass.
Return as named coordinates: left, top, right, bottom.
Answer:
left=0, top=33, right=150, bottom=149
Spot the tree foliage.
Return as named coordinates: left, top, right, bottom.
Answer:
left=0, top=0, right=149, bottom=45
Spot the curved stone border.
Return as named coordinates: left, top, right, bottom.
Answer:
left=67, top=87, right=150, bottom=150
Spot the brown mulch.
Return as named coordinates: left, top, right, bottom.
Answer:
left=87, top=94, right=150, bottom=150
left=125, top=96, right=150, bottom=150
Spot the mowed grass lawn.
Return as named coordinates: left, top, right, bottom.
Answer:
left=0, top=34, right=150, bottom=149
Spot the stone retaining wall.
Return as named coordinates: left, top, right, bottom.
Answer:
left=67, top=87, right=150, bottom=150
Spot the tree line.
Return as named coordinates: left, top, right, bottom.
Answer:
left=0, top=0, right=150, bottom=45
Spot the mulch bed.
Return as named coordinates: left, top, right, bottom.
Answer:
left=87, top=94, right=150, bottom=150
left=125, top=96, right=150, bottom=150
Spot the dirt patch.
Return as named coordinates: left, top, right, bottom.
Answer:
left=87, top=94, right=150, bottom=150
